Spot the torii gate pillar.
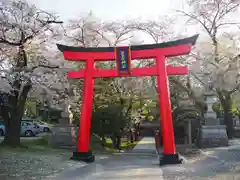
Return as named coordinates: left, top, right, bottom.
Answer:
left=57, top=34, right=199, bottom=166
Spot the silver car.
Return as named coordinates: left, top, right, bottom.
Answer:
left=36, top=120, right=51, bottom=132
left=21, top=120, right=40, bottom=137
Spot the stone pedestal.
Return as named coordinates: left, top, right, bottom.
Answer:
left=59, top=111, right=70, bottom=124
left=50, top=124, right=78, bottom=149
left=198, top=93, right=228, bottom=148
left=198, top=125, right=228, bottom=148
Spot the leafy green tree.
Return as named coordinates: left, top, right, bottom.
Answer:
left=91, top=104, right=130, bottom=145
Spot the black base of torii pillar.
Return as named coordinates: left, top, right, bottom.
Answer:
left=70, top=151, right=95, bottom=163
left=159, top=153, right=183, bottom=166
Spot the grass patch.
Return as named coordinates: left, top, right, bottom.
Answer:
left=0, top=136, right=71, bottom=154
left=91, top=134, right=140, bottom=153
left=25, top=137, right=49, bottom=146
left=0, top=134, right=141, bottom=155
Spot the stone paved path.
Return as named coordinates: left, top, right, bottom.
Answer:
left=129, top=137, right=157, bottom=154
left=53, top=137, right=240, bottom=180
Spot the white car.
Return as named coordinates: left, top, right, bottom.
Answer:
left=37, top=121, right=51, bottom=132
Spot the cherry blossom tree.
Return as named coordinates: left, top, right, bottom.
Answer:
left=0, top=0, right=63, bottom=146
left=178, top=0, right=240, bottom=137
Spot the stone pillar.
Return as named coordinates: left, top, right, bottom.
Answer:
left=59, top=98, right=71, bottom=124
left=204, top=92, right=219, bottom=125
left=198, top=92, right=229, bottom=148
left=188, top=119, right=192, bottom=145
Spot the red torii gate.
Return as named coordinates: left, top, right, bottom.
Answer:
left=57, top=34, right=198, bottom=165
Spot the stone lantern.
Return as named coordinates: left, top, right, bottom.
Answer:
left=198, top=76, right=228, bottom=148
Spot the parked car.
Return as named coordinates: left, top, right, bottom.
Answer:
left=20, top=119, right=40, bottom=137
left=0, top=121, right=5, bottom=136
left=36, top=120, right=51, bottom=132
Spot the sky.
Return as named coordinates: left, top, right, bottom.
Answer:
left=29, top=0, right=240, bottom=44
left=29, top=0, right=198, bottom=44
left=30, top=0, right=186, bottom=22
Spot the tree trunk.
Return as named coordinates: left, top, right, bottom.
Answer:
left=3, top=114, right=21, bottom=147
left=100, top=134, right=106, bottom=146
left=2, top=83, right=32, bottom=147
left=223, top=106, right=234, bottom=139
left=219, top=92, right=234, bottom=139
left=116, top=135, right=121, bottom=150
left=111, top=134, right=117, bottom=149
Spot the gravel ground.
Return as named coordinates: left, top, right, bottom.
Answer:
left=1, top=139, right=240, bottom=180
left=57, top=147, right=240, bottom=180
left=0, top=148, right=87, bottom=180
left=54, top=139, right=240, bottom=180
